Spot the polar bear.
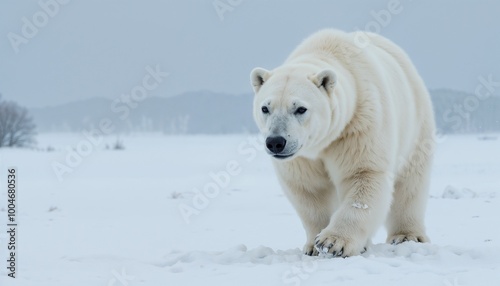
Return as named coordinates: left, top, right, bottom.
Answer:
left=250, top=29, right=435, bottom=257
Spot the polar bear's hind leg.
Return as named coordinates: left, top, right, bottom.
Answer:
left=386, top=138, right=433, bottom=244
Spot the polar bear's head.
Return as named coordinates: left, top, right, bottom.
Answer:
left=251, top=66, right=337, bottom=160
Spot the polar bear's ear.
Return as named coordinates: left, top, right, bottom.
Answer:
left=250, top=67, right=271, bottom=93
left=310, top=69, right=337, bottom=94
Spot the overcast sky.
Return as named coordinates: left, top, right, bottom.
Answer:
left=1, top=0, right=500, bottom=108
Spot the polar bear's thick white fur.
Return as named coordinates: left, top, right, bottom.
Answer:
left=250, top=29, right=435, bottom=257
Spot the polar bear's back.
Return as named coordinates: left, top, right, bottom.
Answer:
left=360, top=31, right=436, bottom=141
left=285, top=29, right=355, bottom=64
left=362, top=32, right=435, bottom=119
left=286, top=29, right=435, bottom=165
left=287, top=29, right=433, bottom=119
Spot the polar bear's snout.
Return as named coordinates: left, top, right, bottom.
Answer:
left=264, top=133, right=300, bottom=159
left=265, top=136, right=287, bottom=154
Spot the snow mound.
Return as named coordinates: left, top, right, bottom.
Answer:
left=158, top=243, right=500, bottom=285
left=158, top=245, right=306, bottom=267
left=442, top=185, right=477, bottom=199
left=160, top=242, right=494, bottom=268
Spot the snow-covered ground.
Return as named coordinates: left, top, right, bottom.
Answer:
left=0, top=133, right=499, bottom=286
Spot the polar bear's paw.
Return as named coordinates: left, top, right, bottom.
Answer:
left=303, top=242, right=319, bottom=256
left=314, top=231, right=364, bottom=258
left=387, top=233, right=429, bottom=245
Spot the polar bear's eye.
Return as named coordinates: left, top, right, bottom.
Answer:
left=295, top=107, right=307, bottom=115
left=262, top=106, right=269, bottom=114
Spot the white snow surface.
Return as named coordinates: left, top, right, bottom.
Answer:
left=0, top=133, right=499, bottom=285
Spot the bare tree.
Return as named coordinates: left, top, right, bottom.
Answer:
left=0, top=100, right=37, bottom=147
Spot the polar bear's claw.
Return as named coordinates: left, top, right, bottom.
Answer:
left=388, top=234, right=429, bottom=245
left=303, top=242, right=319, bottom=256
left=314, top=229, right=366, bottom=258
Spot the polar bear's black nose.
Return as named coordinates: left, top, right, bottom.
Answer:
left=266, top=136, right=287, bottom=154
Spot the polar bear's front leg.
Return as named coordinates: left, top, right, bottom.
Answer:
left=280, top=183, right=335, bottom=256
left=274, top=159, right=337, bottom=256
left=287, top=188, right=335, bottom=256
left=314, top=169, right=392, bottom=257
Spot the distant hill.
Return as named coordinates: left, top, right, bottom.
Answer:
left=430, top=88, right=500, bottom=134
left=30, top=89, right=500, bottom=135
left=30, top=91, right=258, bottom=134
